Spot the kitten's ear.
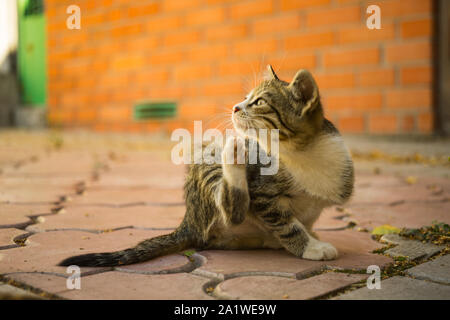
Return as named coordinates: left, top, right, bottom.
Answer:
left=266, top=64, right=279, bottom=80
left=288, top=69, right=319, bottom=117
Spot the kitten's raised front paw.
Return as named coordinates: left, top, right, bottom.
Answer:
left=302, top=240, right=338, bottom=261
left=222, top=136, right=247, bottom=166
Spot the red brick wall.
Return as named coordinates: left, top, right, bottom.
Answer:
left=46, top=0, right=434, bottom=134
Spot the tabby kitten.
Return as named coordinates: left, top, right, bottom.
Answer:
left=59, top=66, right=354, bottom=267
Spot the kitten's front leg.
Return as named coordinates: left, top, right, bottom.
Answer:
left=256, top=206, right=338, bottom=260
left=216, top=136, right=249, bottom=225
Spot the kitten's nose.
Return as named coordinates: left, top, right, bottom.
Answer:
left=233, top=105, right=241, bottom=113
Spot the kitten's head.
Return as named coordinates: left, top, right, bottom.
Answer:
left=232, top=65, right=324, bottom=144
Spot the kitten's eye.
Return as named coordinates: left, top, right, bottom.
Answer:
left=256, top=98, right=266, bottom=106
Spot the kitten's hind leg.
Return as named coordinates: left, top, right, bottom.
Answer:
left=216, top=136, right=249, bottom=225
left=256, top=208, right=338, bottom=260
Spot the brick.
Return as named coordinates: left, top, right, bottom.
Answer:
left=111, top=55, right=145, bottom=71
left=315, top=72, right=355, bottom=89
left=306, top=6, right=361, bottom=27
left=338, top=116, right=365, bottom=133
left=402, top=115, right=416, bottom=132
left=252, top=13, right=301, bottom=35
left=233, top=38, right=278, bottom=56
left=281, top=0, right=331, bottom=10
left=385, top=41, right=431, bottom=62
left=206, top=24, right=247, bottom=41
left=202, top=81, right=244, bottom=97
left=270, top=53, right=317, bottom=72
left=127, top=3, right=159, bottom=18
left=400, top=66, right=432, bottom=85
left=111, top=24, right=143, bottom=37
left=359, top=69, right=395, bottom=87
left=107, top=8, right=121, bottom=21
left=401, top=19, right=432, bottom=38
left=187, top=44, right=228, bottom=61
left=164, top=30, right=200, bottom=47
left=163, top=0, right=202, bottom=11
left=230, top=0, right=273, bottom=19
left=325, top=93, right=383, bottom=111
left=134, top=69, right=170, bottom=85
left=98, top=105, right=131, bottom=123
left=386, top=88, right=431, bottom=109
left=418, top=112, right=433, bottom=132
left=178, top=101, right=218, bottom=119
left=77, top=109, right=97, bottom=123
left=174, top=64, right=212, bottom=81
left=324, top=48, right=379, bottom=67
left=381, top=0, right=432, bottom=18
left=147, top=16, right=182, bottom=33
left=218, top=59, right=261, bottom=76
left=126, top=37, right=159, bottom=51
left=338, top=24, right=395, bottom=44
left=185, top=7, right=226, bottom=26
left=285, top=32, right=334, bottom=50
left=369, top=114, right=398, bottom=133
left=148, top=50, right=184, bottom=65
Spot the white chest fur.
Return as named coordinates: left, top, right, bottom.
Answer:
left=280, top=134, right=352, bottom=204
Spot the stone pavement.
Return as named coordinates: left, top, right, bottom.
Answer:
left=0, top=130, right=449, bottom=300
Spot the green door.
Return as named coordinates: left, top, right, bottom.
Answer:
left=17, top=0, right=46, bottom=106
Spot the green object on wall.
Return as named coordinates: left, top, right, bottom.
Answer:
left=134, top=102, right=177, bottom=120
left=17, top=0, right=47, bottom=106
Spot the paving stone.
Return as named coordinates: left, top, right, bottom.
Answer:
left=12, top=152, right=97, bottom=176
left=334, top=276, right=450, bottom=300
left=346, top=201, right=450, bottom=230
left=95, top=162, right=185, bottom=188
left=0, top=184, right=74, bottom=203
left=0, top=283, right=42, bottom=299
left=65, top=187, right=184, bottom=206
left=9, top=271, right=213, bottom=300
left=406, top=254, right=450, bottom=284
left=381, top=234, right=446, bottom=260
left=0, top=203, right=53, bottom=227
left=215, top=272, right=367, bottom=300
left=0, top=229, right=171, bottom=274
left=314, top=207, right=349, bottom=231
left=198, top=230, right=392, bottom=275
left=351, top=177, right=449, bottom=205
left=320, top=230, right=393, bottom=270
left=28, top=205, right=184, bottom=231
left=0, top=228, right=28, bottom=248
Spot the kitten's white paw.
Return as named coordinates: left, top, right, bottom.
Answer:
left=302, top=239, right=338, bottom=261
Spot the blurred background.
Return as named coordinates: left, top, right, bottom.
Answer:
left=0, top=0, right=448, bottom=136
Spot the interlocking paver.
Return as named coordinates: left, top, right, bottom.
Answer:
left=314, top=207, right=349, bottom=231
left=215, top=273, right=367, bottom=300
left=334, top=276, right=450, bottom=300
left=406, top=254, right=450, bottom=284
left=198, top=230, right=392, bottom=275
left=65, top=188, right=184, bottom=206
left=26, top=205, right=184, bottom=231
left=0, top=229, right=172, bottom=274
left=0, top=283, right=42, bottom=299
left=0, top=203, right=53, bottom=227
left=8, top=271, right=214, bottom=300
left=381, top=234, right=446, bottom=260
left=0, top=228, right=27, bottom=248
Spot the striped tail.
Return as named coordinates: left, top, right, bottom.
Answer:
left=58, top=225, right=193, bottom=267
